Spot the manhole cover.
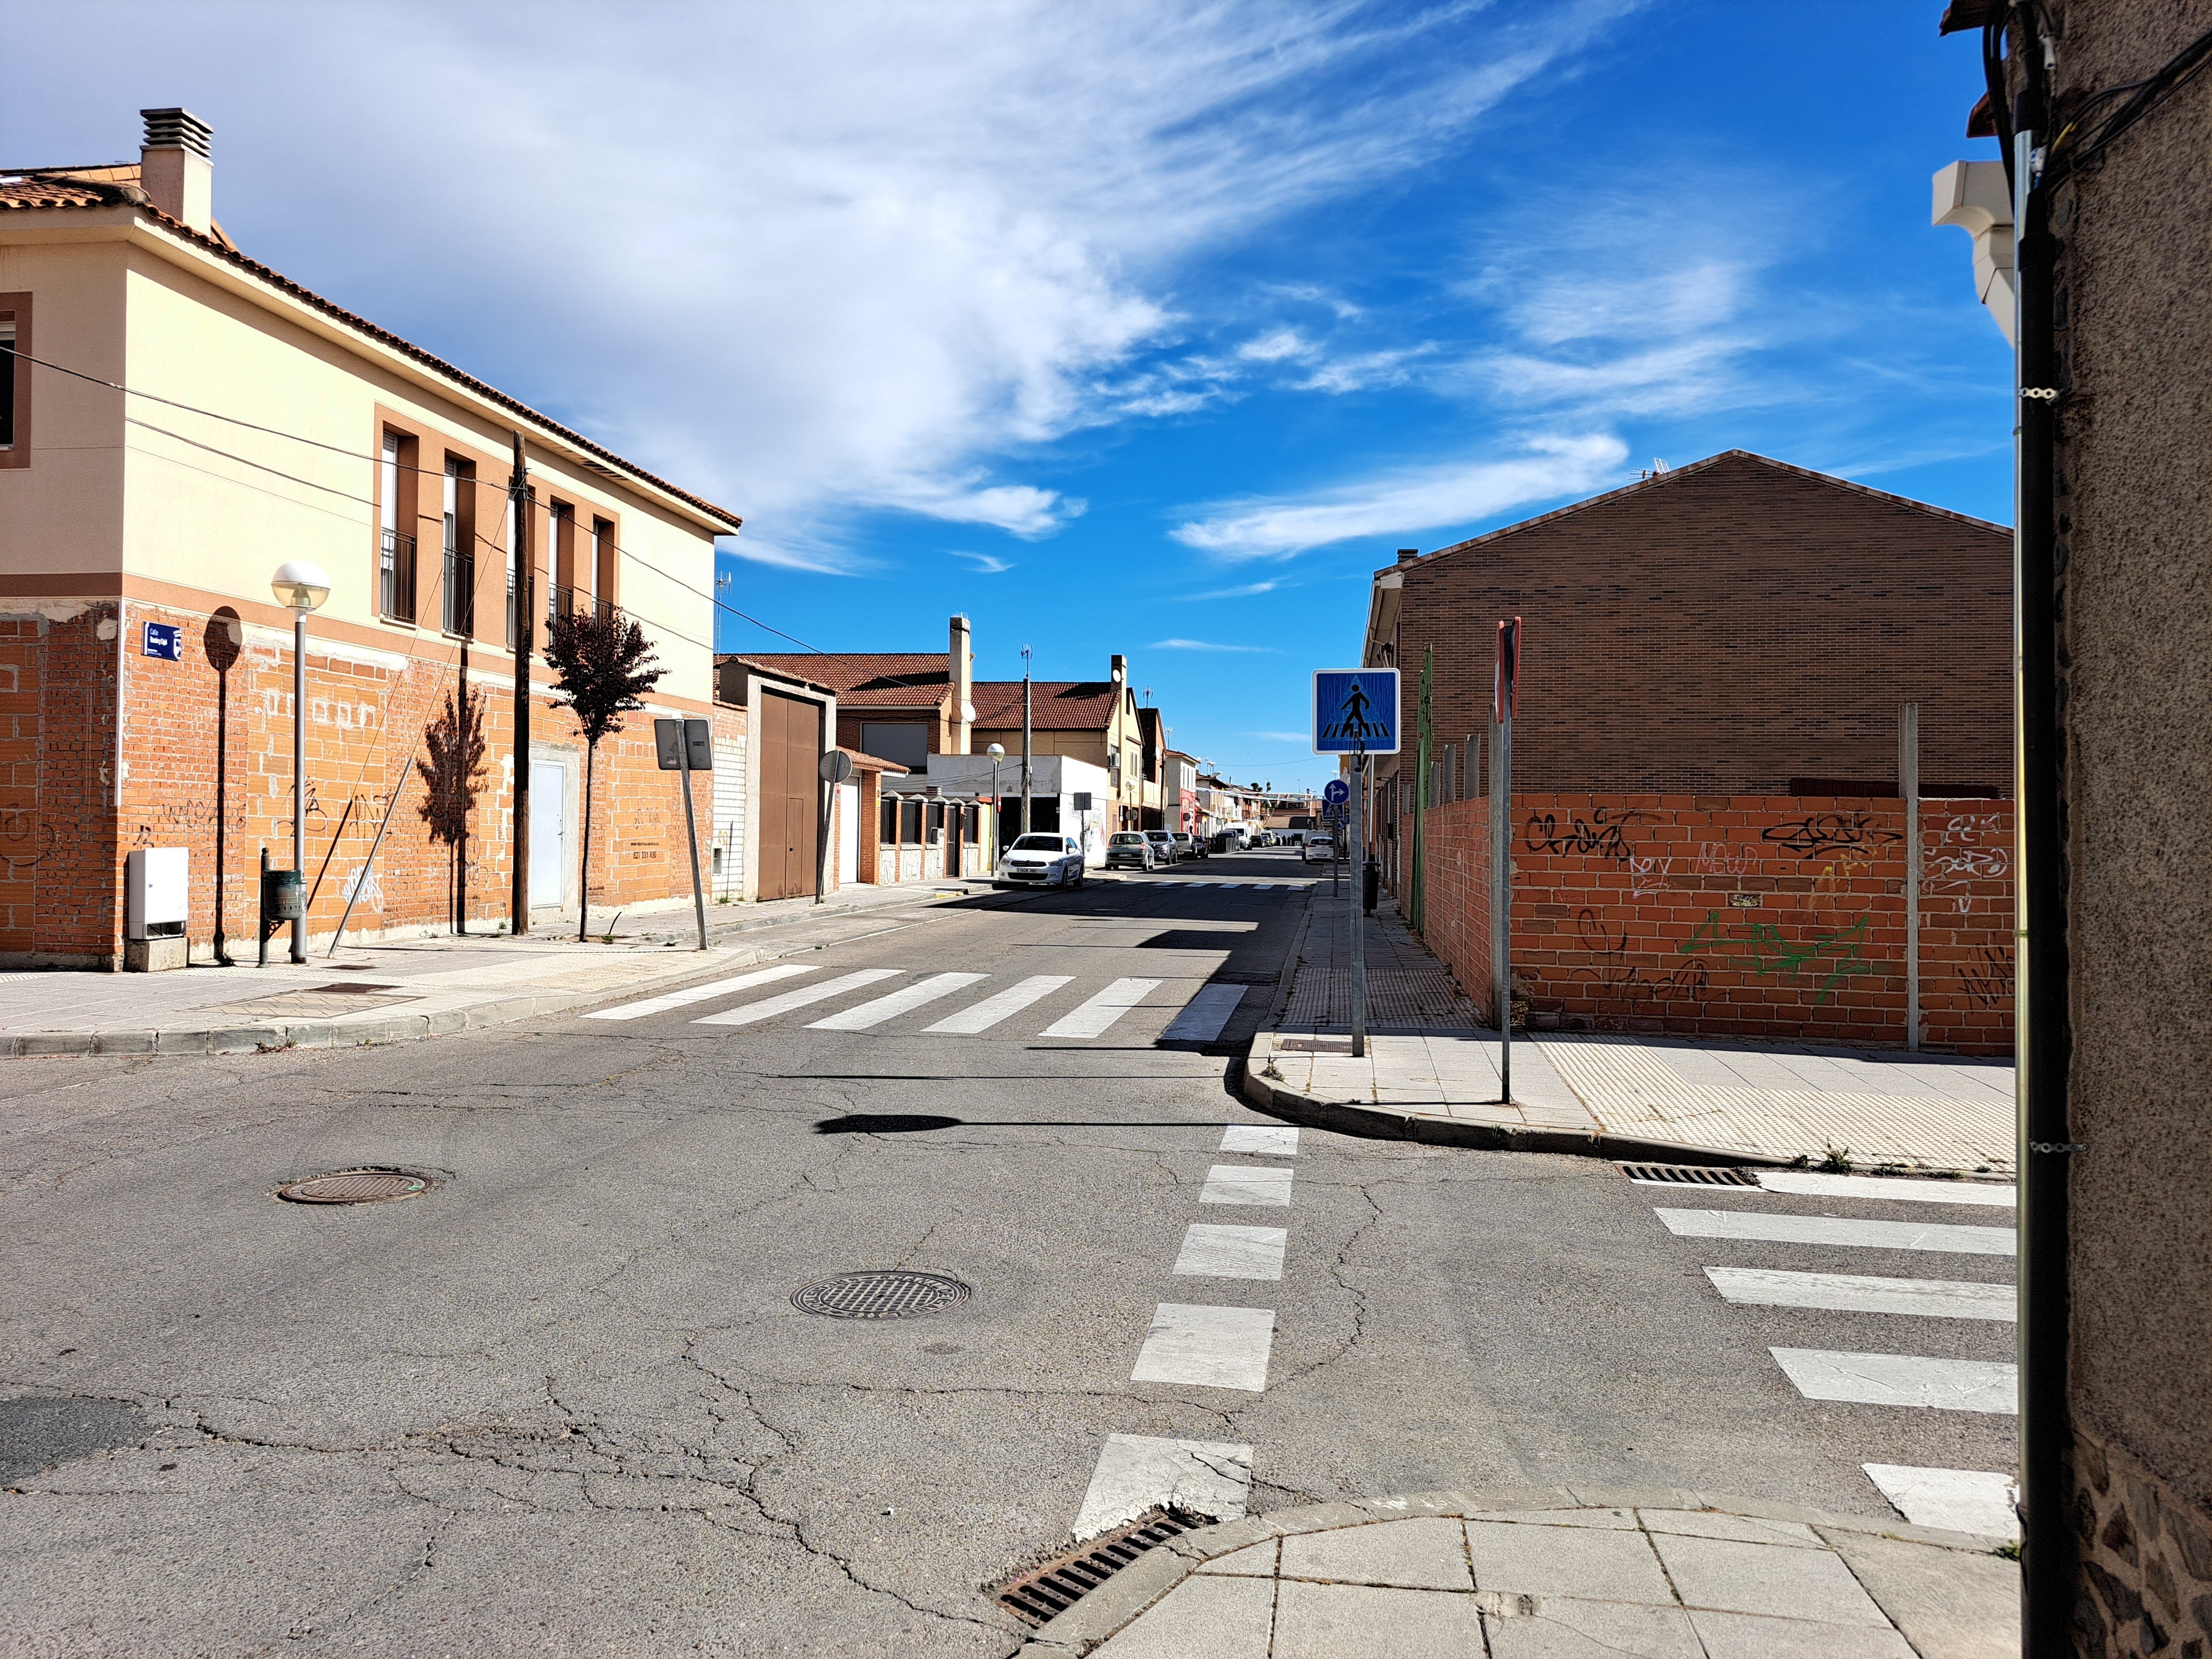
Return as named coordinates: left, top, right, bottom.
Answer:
left=276, top=1170, right=433, bottom=1205
left=791, top=1271, right=971, bottom=1319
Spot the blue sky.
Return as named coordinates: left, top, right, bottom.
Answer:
left=9, top=1, right=2010, bottom=791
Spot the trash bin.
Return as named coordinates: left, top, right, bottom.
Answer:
left=1362, top=859, right=1380, bottom=914
left=262, top=868, right=305, bottom=921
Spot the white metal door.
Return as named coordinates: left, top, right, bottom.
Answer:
left=529, top=761, right=566, bottom=907
left=838, top=782, right=859, bottom=885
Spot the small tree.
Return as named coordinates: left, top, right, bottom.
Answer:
left=543, top=608, right=663, bottom=941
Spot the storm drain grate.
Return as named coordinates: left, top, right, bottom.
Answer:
left=791, top=1270, right=971, bottom=1319
left=1617, top=1162, right=1759, bottom=1187
left=997, top=1508, right=1198, bottom=1626
left=276, top=1169, right=433, bottom=1204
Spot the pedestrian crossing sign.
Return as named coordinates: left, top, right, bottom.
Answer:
left=1312, top=669, right=1399, bottom=755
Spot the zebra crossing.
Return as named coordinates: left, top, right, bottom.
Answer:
left=1636, top=1164, right=2021, bottom=1536
left=585, top=962, right=1253, bottom=1042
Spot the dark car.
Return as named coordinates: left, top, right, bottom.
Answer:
left=1106, top=831, right=1158, bottom=870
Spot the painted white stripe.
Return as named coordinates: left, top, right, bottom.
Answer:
left=1705, top=1266, right=2015, bottom=1320
left=1220, top=1125, right=1298, bottom=1157
left=922, top=974, right=1072, bottom=1035
left=1200, top=1164, right=1293, bottom=1207
left=585, top=962, right=815, bottom=1020
left=1041, top=977, right=1162, bottom=1039
left=1181, top=881, right=1215, bottom=888
left=1074, top=1434, right=1254, bottom=1540
left=1213, top=883, right=1244, bottom=890
left=1757, top=1172, right=2016, bottom=1208
left=1131, top=1303, right=1275, bottom=1391
left=1173, top=1224, right=1287, bottom=1281
left=806, top=972, right=987, bottom=1031
left=1863, top=1464, right=2020, bottom=1538
left=692, top=968, right=900, bottom=1027
left=1656, top=1208, right=2015, bottom=1256
left=1161, top=983, right=1249, bottom=1042
left=1771, top=1348, right=2017, bottom=1414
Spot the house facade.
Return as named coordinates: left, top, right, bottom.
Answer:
left=0, top=110, right=740, bottom=966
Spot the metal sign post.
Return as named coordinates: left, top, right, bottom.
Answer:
left=1491, top=619, right=1521, bottom=1102
left=1314, top=672, right=1398, bottom=1061
left=817, top=748, right=855, bottom=905
left=655, top=717, right=714, bottom=949
left=1901, top=703, right=1921, bottom=1052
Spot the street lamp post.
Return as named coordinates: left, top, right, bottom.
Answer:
left=271, top=560, right=331, bottom=964
left=986, top=742, right=1006, bottom=855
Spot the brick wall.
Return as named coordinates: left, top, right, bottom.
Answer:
left=1405, top=792, right=2013, bottom=1055
left=1389, top=452, right=2013, bottom=796
left=1, top=595, right=729, bottom=965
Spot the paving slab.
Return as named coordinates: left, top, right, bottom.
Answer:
left=1032, top=1491, right=2017, bottom=1659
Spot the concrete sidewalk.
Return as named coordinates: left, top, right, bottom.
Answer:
left=1021, top=1488, right=2018, bottom=1658
left=1251, top=897, right=2015, bottom=1173
left=0, top=877, right=1000, bottom=1056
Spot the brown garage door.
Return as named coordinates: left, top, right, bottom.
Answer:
left=758, top=690, right=822, bottom=901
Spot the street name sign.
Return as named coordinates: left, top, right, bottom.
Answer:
left=1312, top=669, right=1400, bottom=755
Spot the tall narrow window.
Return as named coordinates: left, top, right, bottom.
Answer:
left=377, top=431, right=417, bottom=622
left=590, top=516, right=616, bottom=619
left=545, top=502, right=571, bottom=624
left=442, top=457, right=475, bottom=636
left=0, top=296, right=27, bottom=468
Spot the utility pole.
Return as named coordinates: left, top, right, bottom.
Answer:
left=1019, top=645, right=1033, bottom=839
left=509, top=431, right=533, bottom=937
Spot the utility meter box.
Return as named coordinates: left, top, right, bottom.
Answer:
left=124, top=847, right=189, bottom=972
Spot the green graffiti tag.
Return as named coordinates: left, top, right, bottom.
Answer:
left=1680, top=910, right=1873, bottom=1006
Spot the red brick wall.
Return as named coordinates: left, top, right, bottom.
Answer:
left=1390, top=452, right=2013, bottom=795
left=1409, top=792, right=2013, bottom=1055
left=2, top=596, right=728, bottom=964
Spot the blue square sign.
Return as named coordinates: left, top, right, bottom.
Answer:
left=1312, top=669, right=1399, bottom=755
left=143, top=622, right=183, bottom=661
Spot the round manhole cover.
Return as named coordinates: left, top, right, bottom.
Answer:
left=791, top=1271, right=971, bottom=1320
left=276, top=1170, right=433, bottom=1205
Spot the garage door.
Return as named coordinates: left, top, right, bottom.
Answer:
left=758, top=690, right=822, bottom=901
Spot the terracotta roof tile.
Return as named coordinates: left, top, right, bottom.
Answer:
left=970, top=680, right=1120, bottom=730
left=736, top=651, right=951, bottom=708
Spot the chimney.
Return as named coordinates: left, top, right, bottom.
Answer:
left=139, top=108, right=213, bottom=235
left=1395, top=547, right=1420, bottom=565
left=949, top=614, right=974, bottom=755
left=1110, top=653, right=1127, bottom=686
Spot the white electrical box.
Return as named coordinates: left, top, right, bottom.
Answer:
left=125, top=848, right=189, bottom=940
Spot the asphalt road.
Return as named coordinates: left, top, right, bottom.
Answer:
left=0, top=848, right=2015, bottom=1656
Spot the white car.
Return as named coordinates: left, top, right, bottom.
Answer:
left=997, top=834, right=1086, bottom=887
left=1301, top=835, right=1338, bottom=863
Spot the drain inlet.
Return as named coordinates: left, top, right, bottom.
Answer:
left=997, top=1508, right=1198, bottom=1626
left=1616, top=1162, right=1758, bottom=1187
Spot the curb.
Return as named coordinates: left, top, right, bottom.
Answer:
left=1240, top=1040, right=1793, bottom=1169
left=1014, top=1484, right=2013, bottom=1655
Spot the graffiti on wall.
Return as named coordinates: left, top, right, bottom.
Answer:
left=1958, top=943, right=2014, bottom=1008
left=1924, top=812, right=2009, bottom=917
left=1524, top=807, right=1642, bottom=862
left=1761, top=813, right=1902, bottom=859
left=1569, top=908, right=1712, bottom=1007
left=1681, top=908, right=1873, bottom=1005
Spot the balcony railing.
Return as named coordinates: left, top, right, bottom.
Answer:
left=379, top=529, right=416, bottom=623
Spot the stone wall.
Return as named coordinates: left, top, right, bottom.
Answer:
left=2070, top=1427, right=2212, bottom=1657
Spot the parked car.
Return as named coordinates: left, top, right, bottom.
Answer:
left=1209, top=830, right=1240, bottom=853
left=1172, top=832, right=1206, bottom=860
left=1106, top=831, right=1158, bottom=870
left=1144, top=830, right=1180, bottom=865
left=997, top=833, right=1085, bottom=887
left=1278, top=829, right=1307, bottom=847
left=1301, top=834, right=1337, bottom=863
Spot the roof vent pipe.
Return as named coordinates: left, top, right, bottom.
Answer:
left=1396, top=547, right=1420, bottom=565
left=139, top=107, right=213, bottom=234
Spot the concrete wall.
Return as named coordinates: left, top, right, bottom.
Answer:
left=2038, top=2, right=2212, bottom=1648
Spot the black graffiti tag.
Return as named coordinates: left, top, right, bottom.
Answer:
left=1761, top=813, right=1902, bottom=859
left=1525, top=807, right=1643, bottom=863
left=1566, top=907, right=1712, bottom=1006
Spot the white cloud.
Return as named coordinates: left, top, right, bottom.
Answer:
left=1150, top=638, right=1279, bottom=653
left=953, top=551, right=1015, bottom=574
left=1193, top=580, right=1282, bottom=599
left=6, top=0, right=1634, bottom=563
left=1171, top=433, right=1627, bottom=559
left=1238, top=329, right=1316, bottom=363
